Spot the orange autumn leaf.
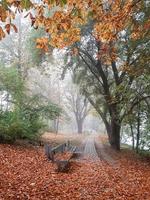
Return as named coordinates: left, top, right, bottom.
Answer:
left=11, top=23, right=18, bottom=33
left=0, top=26, right=5, bottom=40
left=0, top=6, right=7, bottom=22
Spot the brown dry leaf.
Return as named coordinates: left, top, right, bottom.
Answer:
left=11, top=23, right=18, bottom=33
left=0, top=26, right=5, bottom=40
left=5, top=24, right=11, bottom=34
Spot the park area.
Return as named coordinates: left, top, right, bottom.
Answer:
left=0, top=134, right=150, bottom=200
left=0, top=0, right=150, bottom=199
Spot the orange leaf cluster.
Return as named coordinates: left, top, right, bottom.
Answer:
left=36, top=37, right=49, bottom=51
left=0, top=0, right=148, bottom=62
left=0, top=5, right=7, bottom=22
left=93, top=0, right=133, bottom=42
left=0, top=0, right=33, bottom=39
left=31, top=0, right=144, bottom=52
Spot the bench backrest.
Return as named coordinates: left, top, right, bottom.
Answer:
left=52, top=143, right=66, bottom=154
left=45, top=142, right=69, bottom=161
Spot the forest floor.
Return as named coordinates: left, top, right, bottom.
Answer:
left=0, top=134, right=150, bottom=200
left=41, top=132, right=87, bottom=146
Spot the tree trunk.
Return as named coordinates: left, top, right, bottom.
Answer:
left=53, top=118, right=59, bottom=134
left=100, top=111, right=121, bottom=150
left=104, top=121, right=112, bottom=142
left=109, top=119, right=121, bottom=150
left=136, top=108, right=140, bottom=153
left=77, top=119, right=83, bottom=134
left=130, top=124, right=135, bottom=150
left=55, top=117, right=59, bottom=134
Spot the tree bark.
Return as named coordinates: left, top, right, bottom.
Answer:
left=136, top=105, right=140, bottom=153
left=130, top=124, right=135, bottom=150
left=97, top=106, right=121, bottom=150
left=109, top=119, right=121, bottom=150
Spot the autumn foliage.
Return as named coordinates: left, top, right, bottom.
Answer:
left=0, top=0, right=149, bottom=47
left=0, top=143, right=150, bottom=199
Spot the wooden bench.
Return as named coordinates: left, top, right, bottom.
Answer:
left=44, top=143, right=66, bottom=162
left=44, top=142, right=77, bottom=172
left=55, top=145, right=79, bottom=172
left=54, top=152, right=73, bottom=172
left=68, top=145, right=77, bottom=153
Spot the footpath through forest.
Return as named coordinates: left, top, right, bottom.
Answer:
left=0, top=134, right=150, bottom=200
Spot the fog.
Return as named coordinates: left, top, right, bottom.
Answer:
left=0, top=13, right=105, bottom=136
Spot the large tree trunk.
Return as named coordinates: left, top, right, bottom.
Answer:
left=100, top=111, right=121, bottom=150
left=106, top=104, right=121, bottom=150
left=109, top=119, right=121, bottom=150
left=104, top=120, right=111, bottom=141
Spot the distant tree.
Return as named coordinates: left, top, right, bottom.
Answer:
left=65, top=84, right=91, bottom=134
left=0, top=14, right=30, bottom=78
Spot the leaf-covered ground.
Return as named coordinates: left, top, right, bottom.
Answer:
left=0, top=143, right=150, bottom=200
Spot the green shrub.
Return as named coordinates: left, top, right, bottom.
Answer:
left=0, top=110, right=43, bottom=143
left=0, top=65, right=62, bottom=144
